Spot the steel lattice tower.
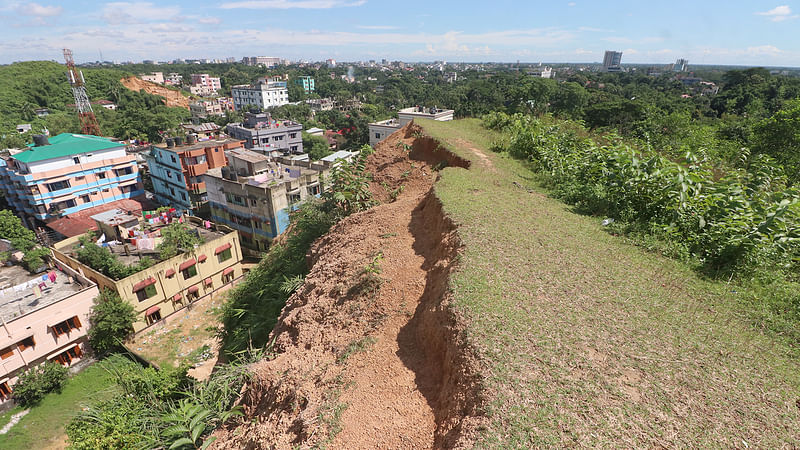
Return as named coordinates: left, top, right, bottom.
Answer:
left=63, top=48, right=102, bottom=136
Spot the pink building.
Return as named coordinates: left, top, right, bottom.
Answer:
left=0, top=263, right=99, bottom=403
left=190, top=73, right=221, bottom=96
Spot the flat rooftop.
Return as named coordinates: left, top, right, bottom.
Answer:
left=46, top=196, right=159, bottom=238
left=153, top=138, right=242, bottom=153
left=0, top=265, right=84, bottom=323
left=371, top=118, right=401, bottom=127
left=227, top=147, right=269, bottom=164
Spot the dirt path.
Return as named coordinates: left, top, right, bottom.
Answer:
left=331, top=188, right=437, bottom=448
left=454, top=138, right=494, bottom=171
left=212, top=124, right=480, bottom=449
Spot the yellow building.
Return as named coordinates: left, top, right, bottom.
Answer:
left=52, top=216, right=243, bottom=332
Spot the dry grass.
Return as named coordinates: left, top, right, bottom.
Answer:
left=418, top=118, right=800, bottom=447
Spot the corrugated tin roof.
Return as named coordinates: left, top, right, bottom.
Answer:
left=13, top=133, right=123, bottom=163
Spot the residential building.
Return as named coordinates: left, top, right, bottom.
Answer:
left=51, top=216, right=243, bottom=332
left=445, top=72, right=458, bottom=83
left=190, top=97, right=234, bottom=118
left=397, top=106, right=454, bottom=125
left=164, top=73, right=183, bottom=86
left=0, top=262, right=99, bottom=403
left=145, top=137, right=243, bottom=214
left=226, top=112, right=303, bottom=154
left=306, top=97, right=335, bottom=112
left=34, top=108, right=49, bottom=118
left=295, top=76, right=315, bottom=94
left=603, top=50, right=623, bottom=72
left=326, top=59, right=337, bottom=68
left=241, top=56, right=282, bottom=67
left=368, top=106, right=454, bottom=146
left=530, top=67, right=553, bottom=78
left=368, top=118, right=402, bottom=146
left=190, top=74, right=221, bottom=96
left=231, top=78, right=289, bottom=111
left=0, top=133, right=143, bottom=224
left=672, top=58, right=689, bottom=72
left=180, top=123, right=222, bottom=140
left=204, top=149, right=328, bottom=252
left=16, top=124, right=31, bottom=134
left=140, top=72, right=164, bottom=84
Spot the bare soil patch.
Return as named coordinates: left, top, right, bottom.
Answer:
left=212, top=125, right=482, bottom=448
left=120, top=77, right=190, bottom=109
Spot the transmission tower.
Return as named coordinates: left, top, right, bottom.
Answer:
left=63, top=48, right=102, bottom=136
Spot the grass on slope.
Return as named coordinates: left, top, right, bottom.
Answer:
left=0, top=362, right=118, bottom=449
left=418, top=118, right=800, bottom=447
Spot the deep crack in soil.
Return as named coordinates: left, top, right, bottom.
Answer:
left=212, top=124, right=483, bottom=449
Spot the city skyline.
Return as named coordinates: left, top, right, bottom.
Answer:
left=0, top=1, right=799, bottom=66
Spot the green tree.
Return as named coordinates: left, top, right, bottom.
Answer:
left=752, top=99, right=800, bottom=183
left=12, top=361, right=69, bottom=406
left=87, top=289, right=136, bottom=355
left=0, top=209, right=36, bottom=250
left=158, top=222, right=203, bottom=259
left=302, top=131, right=332, bottom=160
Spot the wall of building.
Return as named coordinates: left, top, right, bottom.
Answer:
left=368, top=122, right=401, bottom=146
left=0, top=265, right=98, bottom=402
left=52, top=220, right=244, bottom=332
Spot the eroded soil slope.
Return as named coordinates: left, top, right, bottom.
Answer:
left=212, top=125, right=482, bottom=449
left=120, top=77, right=190, bottom=109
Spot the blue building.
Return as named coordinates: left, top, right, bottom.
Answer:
left=295, top=76, right=315, bottom=94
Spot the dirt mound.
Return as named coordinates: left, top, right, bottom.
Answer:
left=211, top=124, right=485, bottom=448
left=120, top=76, right=190, bottom=109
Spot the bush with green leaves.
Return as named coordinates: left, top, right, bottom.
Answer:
left=87, top=289, right=136, bottom=355
left=12, top=361, right=69, bottom=406
left=157, top=222, right=203, bottom=259
left=75, top=233, right=154, bottom=280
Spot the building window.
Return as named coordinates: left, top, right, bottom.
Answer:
left=171, top=155, right=177, bottom=163
left=80, top=194, right=90, bottom=203
left=97, top=172, right=107, bottom=179
left=54, top=345, right=83, bottom=366
left=47, top=180, right=70, bottom=191
left=289, top=133, right=296, bottom=138
left=52, top=316, right=82, bottom=336
left=181, top=192, right=187, bottom=201
left=218, top=248, right=232, bottom=262
left=182, top=264, right=198, bottom=280
left=375, top=133, right=381, bottom=138
left=102, top=188, right=110, bottom=193
left=73, top=157, right=80, bottom=164
left=75, top=175, right=85, bottom=181
left=115, top=167, right=133, bottom=177
left=166, top=170, right=172, bottom=179
left=135, top=283, right=158, bottom=302
left=0, top=382, right=10, bottom=401
left=0, top=345, right=14, bottom=360
left=18, top=336, right=35, bottom=351
left=146, top=309, right=162, bottom=325
left=250, top=198, right=257, bottom=206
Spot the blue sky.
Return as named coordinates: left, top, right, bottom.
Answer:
left=1, top=1, right=799, bottom=66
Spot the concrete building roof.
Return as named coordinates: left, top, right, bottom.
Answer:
left=90, top=209, right=140, bottom=227
left=45, top=196, right=158, bottom=238
left=13, top=133, right=123, bottom=163
left=321, top=150, right=358, bottom=163
left=0, top=265, right=84, bottom=323
left=226, top=147, right=269, bottom=164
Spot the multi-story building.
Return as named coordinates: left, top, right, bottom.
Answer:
left=204, top=149, right=327, bottom=252
left=164, top=73, right=183, bottom=86
left=603, top=50, right=623, bottom=72
left=231, top=78, right=289, bottom=111
left=140, top=72, right=164, bottom=84
left=52, top=215, right=243, bottom=332
left=0, top=261, right=98, bottom=404
left=0, top=133, right=143, bottom=224
left=241, top=56, right=282, bottom=67
left=368, top=106, right=454, bottom=146
left=145, top=137, right=243, bottom=214
left=306, top=97, right=335, bottom=112
left=226, top=112, right=303, bottom=154
left=190, top=97, right=234, bottom=118
left=295, top=76, right=315, bottom=94
left=326, top=59, right=336, bottom=68
left=672, top=58, right=689, bottom=72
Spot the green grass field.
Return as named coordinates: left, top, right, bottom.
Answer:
left=419, top=118, right=800, bottom=447
left=0, top=362, right=118, bottom=449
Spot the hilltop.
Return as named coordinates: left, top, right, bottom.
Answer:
left=209, top=119, right=800, bottom=447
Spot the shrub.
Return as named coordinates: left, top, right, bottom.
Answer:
left=157, top=222, right=203, bottom=259
left=87, top=289, right=136, bottom=355
left=12, top=361, right=69, bottom=406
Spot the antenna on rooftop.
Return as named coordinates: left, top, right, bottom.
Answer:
left=63, top=48, right=102, bottom=136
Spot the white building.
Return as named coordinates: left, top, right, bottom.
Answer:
left=368, top=119, right=401, bottom=146
left=165, top=73, right=183, bottom=86
left=397, top=106, right=454, bottom=125
left=140, top=72, right=164, bottom=84
left=231, top=78, right=289, bottom=111
left=190, top=74, right=221, bottom=96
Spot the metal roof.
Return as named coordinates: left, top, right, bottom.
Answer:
left=13, top=133, right=123, bottom=163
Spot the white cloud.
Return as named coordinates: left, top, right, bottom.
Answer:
left=357, top=25, right=399, bottom=30
left=755, top=5, right=799, bottom=22
left=745, top=44, right=783, bottom=56
left=102, top=2, right=181, bottom=25
left=578, top=26, right=614, bottom=33
left=197, top=17, right=222, bottom=25
left=17, top=2, right=62, bottom=17
left=568, top=2, right=576, bottom=6
left=220, top=0, right=366, bottom=9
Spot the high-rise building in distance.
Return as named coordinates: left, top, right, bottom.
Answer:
left=603, top=50, right=623, bottom=72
